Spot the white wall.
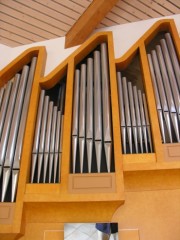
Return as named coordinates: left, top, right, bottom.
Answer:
left=0, top=14, right=179, bottom=76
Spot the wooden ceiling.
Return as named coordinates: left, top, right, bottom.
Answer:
left=0, top=0, right=179, bottom=47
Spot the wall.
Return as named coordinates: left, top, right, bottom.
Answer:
left=0, top=14, right=179, bottom=76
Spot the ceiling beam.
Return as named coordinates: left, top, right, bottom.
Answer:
left=65, top=0, right=119, bottom=48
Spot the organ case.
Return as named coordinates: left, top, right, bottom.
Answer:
left=0, top=19, right=179, bottom=240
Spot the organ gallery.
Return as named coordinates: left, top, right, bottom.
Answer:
left=0, top=18, right=180, bottom=240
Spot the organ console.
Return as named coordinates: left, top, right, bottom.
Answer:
left=0, top=19, right=179, bottom=240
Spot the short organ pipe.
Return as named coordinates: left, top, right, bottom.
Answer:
left=30, top=79, right=66, bottom=183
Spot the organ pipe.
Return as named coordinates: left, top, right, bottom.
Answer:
left=0, top=57, right=37, bottom=202
left=71, top=42, right=113, bottom=173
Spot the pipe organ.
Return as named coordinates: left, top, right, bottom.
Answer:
left=31, top=80, right=66, bottom=183
left=147, top=32, right=180, bottom=144
left=0, top=19, right=180, bottom=240
left=117, top=70, right=153, bottom=154
left=71, top=43, right=114, bottom=174
left=0, top=57, right=37, bottom=202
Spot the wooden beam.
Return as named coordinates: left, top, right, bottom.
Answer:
left=65, top=0, right=119, bottom=48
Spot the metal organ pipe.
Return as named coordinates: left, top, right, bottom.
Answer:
left=30, top=79, right=66, bottom=184
left=0, top=57, right=37, bottom=202
left=128, top=82, right=138, bottom=153
left=101, top=43, right=112, bottom=172
left=72, top=69, right=80, bottom=173
left=86, top=58, right=94, bottom=173
left=147, top=32, right=180, bottom=143
left=49, top=106, right=57, bottom=183
left=79, top=64, right=86, bottom=173
left=117, top=72, right=126, bottom=154
left=31, top=90, right=45, bottom=183
left=94, top=50, right=103, bottom=173
left=71, top=42, right=114, bottom=173
left=117, top=69, right=154, bottom=153
left=164, top=33, right=180, bottom=90
left=133, top=86, right=144, bottom=153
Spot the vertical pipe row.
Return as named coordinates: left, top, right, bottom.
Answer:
left=117, top=71, right=153, bottom=154
left=147, top=32, right=180, bottom=143
left=71, top=42, right=113, bottom=173
left=0, top=57, right=37, bottom=202
left=30, top=80, right=66, bottom=183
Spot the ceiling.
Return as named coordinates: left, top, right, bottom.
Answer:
left=0, top=0, right=179, bottom=47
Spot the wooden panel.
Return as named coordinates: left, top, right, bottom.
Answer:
left=16, top=0, right=74, bottom=26
left=0, top=12, right=55, bottom=40
left=119, top=229, right=140, bottom=240
left=113, top=5, right=140, bottom=22
left=44, top=230, right=63, bottom=240
left=0, top=203, right=15, bottom=224
left=155, top=0, right=180, bottom=13
left=0, top=37, right=21, bottom=47
left=117, top=1, right=150, bottom=20
left=18, top=223, right=64, bottom=240
left=101, top=15, right=126, bottom=27
left=107, top=8, right=130, bottom=23
left=1, top=0, right=67, bottom=33
left=122, top=0, right=161, bottom=18
left=168, top=0, right=180, bottom=7
left=139, top=0, right=173, bottom=15
left=163, top=143, right=180, bottom=161
left=35, top=0, right=79, bottom=21
left=0, top=21, right=44, bottom=43
left=53, top=0, right=90, bottom=13
left=0, top=29, right=32, bottom=45
left=0, top=2, right=60, bottom=37
left=69, top=173, right=116, bottom=193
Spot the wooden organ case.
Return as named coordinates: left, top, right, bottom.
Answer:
left=0, top=19, right=180, bottom=240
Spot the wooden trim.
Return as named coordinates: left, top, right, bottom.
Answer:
left=65, top=0, right=119, bottom=48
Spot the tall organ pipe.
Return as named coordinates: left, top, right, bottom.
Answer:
left=101, top=43, right=112, bottom=172
left=117, top=72, right=126, bottom=154
left=160, top=39, right=180, bottom=115
left=0, top=81, right=13, bottom=141
left=11, top=57, right=37, bottom=201
left=100, top=42, right=112, bottom=142
left=142, top=94, right=153, bottom=152
left=49, top=106, right=57, bottom=182
left=37, top=95, right=49, bottom=183
left=2, top=65, right=30, bottom=202
left=54, top=112, right=62, bottom=182
left=72, top=69, right=80, bottom=173
left=0, top=87, right=5, bottom=109
left=122, top=77, right=132, bottom=153
left=156, top=45, right=179, bottom=142
left=43, top=101, right=53, bottom=183
left=94, top=50, right=102, bottom=172
left=133, top=86, right=144, bottom=153
left=86, top=57, right=94, bottom=173
left=31, top=90, right=45, bottom=183
left=0, top=75, right=20, bottom=168
left=128, top=82, right=138, bottom=153
left=165, top=33, right=180, bottom=90
left=138, top=90, right=149, bottom=152
left=71, top=42, right=114, bottom=173
left=79, top=64, right=86, bottom=173
left=147, top=54, right=166, bottom=143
